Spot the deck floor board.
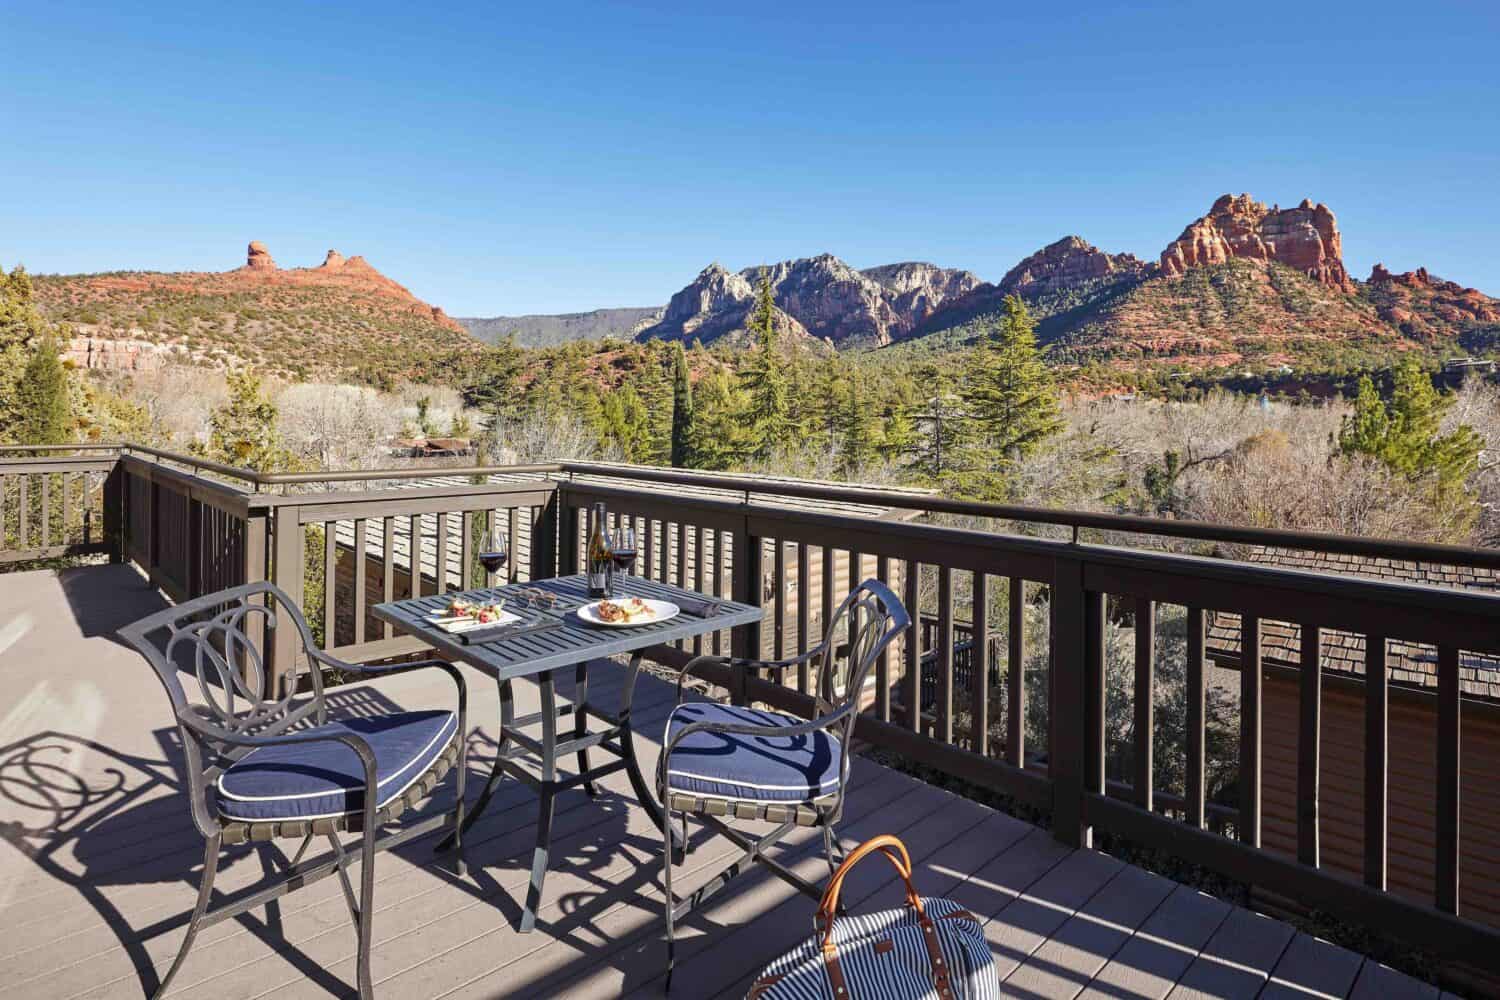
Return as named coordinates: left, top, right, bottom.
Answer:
left=0, top=565, right=1445, bottom=999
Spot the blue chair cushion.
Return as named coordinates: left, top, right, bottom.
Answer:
left=216, top=710, right=458, bottom=823
left=663, top=703, right=842, bottom=804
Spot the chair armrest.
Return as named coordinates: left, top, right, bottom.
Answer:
left=310, top=652, right=467, bottom=722
left=674, top=646, right=826, bottom=703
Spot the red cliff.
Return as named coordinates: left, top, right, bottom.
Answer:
left=1161, top=194, right=1354, bottom=292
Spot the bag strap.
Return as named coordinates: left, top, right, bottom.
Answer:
left=815, top=835, right=954, bottom=1000
left=815, top=834, right=922, bottom=947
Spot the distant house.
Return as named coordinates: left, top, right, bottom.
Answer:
left=389, top=437, right=474, bottom=458
left=1205, top=546, right=1500, bottom=929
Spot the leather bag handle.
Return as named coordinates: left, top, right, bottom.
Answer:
left=815, top=834, right=924, bottom=950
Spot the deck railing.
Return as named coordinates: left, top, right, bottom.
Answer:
left=5, top=444, right=1500, bottom=976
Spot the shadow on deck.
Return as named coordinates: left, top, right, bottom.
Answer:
left=0, top=565, right=1443, bottom=999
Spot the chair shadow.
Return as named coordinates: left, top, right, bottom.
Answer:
left=55, top=562, right=172, bottom=644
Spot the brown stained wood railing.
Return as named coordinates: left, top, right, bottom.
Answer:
left=9, top=446, right=1500, bottom=975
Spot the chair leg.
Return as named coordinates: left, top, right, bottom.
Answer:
left=663, top=804, right=676, bottom=994
left=822, top=823, right=844, bottom=878
left=355, top=821, right=378, bottom=1000
left=153, top=833, right=221, bottom=1000
left=453, top=729, right=469, bottom=878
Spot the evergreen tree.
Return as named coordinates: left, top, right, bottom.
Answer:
left=670, top=340, right=695, bottom=467
left=198, top=370, right=292, bottom=472
left=879, top=400, right=918, bottom=465
left=15, top=334, right=71, bottom=445
left=957, top=295, right=1062, bottom=497
left=738, top=269, right=792, bottom=457
left=0, top=265, right=51, bottom=441
left=1338, top=360, right=1482, bottom=528
left=690, top=370, right=754, bottom=470
left=460, top=336, right=524, bottom=418
left=633, top=345, right=673, bottom=464
left=835, top=373, right=875, bottom=474
left=599, top=385, right=652, bottom=461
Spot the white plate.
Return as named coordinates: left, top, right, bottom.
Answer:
left=577, top=598, right=679, bottom=628
left=425, top=608, right=522, bottom=634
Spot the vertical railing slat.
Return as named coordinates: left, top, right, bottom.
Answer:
left=460, top=511, right=474, bottom=591
left=323, top=522, right=336, bottom=651
left=937, top=565, right=954, bottom=744
left=876, top=555, right=892, bottom=722
left=1240, top=614, right=1262, bottom=847
left=797, top=542, right=811, bottom=695
left=382, top=517, right=395, bottom=640
left=1437, top=642, right=1461, bottom=914
left=773, top=537, right=786, bottom=661
left=1007, top=576, right=1025, bottom=767
left=40, top=473, right=50, bottom=549
left=508, top=506, right=520, bottom=583
left=18, top=475, right=28, bottom=550
left=712, top=529, right=725, bottom=656
left=971, top=572, right=989, bottom=755
left=435, top=512, right=449, bottom=594
left=409, top=514, right=422, bottom=600
left=1134, top=597, right=1154, bottom=811
left=1186, top=606, right=1205, bottom=828
left=903, top=560, right=920, bottom=733
left=1299, top=624, right=1322, bottom=867
left=1085, top=590, right=1106, bottom=809
left=1363, top=632, right=1387, bottom=888
left=353, top=518, right=367, bottom=646
left=692, top=524, right=704, bottom=656
left=821, top=546, right=835, bottom=651
left=675, top=520, right=688, bottom=652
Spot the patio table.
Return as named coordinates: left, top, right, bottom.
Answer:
left=372, top=573, right=762, bottom=932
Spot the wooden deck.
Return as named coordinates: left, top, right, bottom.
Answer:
left=0, top=564, right=1447, bottom=999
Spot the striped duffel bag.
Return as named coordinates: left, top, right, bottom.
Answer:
left=747, top=834, right=998, bottom=999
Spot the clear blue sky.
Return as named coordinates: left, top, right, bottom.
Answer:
left=2, top=2, right=1497, bottom=316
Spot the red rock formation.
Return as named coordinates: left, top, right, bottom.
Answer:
left=245, top=240, right=276, bottom=270
left=999, top=236, right=1148, bottom=298
left=1160, top=194, right=1353, bottom=292
left=320, top=249, right=346, bottom=269
left=1365, top=263, right=1500, bottom=337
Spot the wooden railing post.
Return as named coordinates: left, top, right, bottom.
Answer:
left=103, top=460, right=125, bottom=564
left=730, top=513, right=763, bottom=706
left=270, top=504, right=304, bottom=696
left=559, top=487, right=580, bottom=575
left=533, top=486, right=560, bottom=579
left=1050, top=555, right=1089, bottom=848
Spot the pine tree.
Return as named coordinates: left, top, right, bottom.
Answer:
left=957, top=295, right=1062, bottom=497
left=670, top=340, right=695, bottom=467
left=738, top=269, right=792, bottom=457
left=690, top=370, right=754, bottom=470
left=15, top=334, right=71, bottom=445
left=199, top=370, right=292, bottom=472
left=599, top=385, right=652, bottom=461
left=835, top=373, right=875, bottom=474
left=0, top=265, right=52, bottom=441
left=633, top=346, right=673, bottom=464
left=1338, top=359, right=1482, bottom=529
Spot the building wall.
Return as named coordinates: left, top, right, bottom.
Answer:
left=1260, top=671, right=1500, bottom=930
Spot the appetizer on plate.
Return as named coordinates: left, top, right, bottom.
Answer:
left=596, top=597, right=653, bottom=623
left=440, top=598, right=508, bottom=623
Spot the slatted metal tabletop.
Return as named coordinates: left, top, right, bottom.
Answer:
left=371, top=573, right=763, bottom=681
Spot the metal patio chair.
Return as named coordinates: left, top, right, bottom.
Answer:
left=657, top=577, right=911, bottom=988
left=118, top=582, right=468, bottom=1000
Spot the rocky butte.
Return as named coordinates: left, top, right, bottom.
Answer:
left=1160, top=193, right=1354, bottom=292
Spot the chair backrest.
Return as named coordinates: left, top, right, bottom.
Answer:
left=118, top=581, right=328, bottom=744
left=814, top=578, right=911, bottom=725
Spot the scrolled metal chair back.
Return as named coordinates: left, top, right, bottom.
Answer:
left=815, top=578, right=911, bottom=724
left=119, top=581, right=327, bottom=746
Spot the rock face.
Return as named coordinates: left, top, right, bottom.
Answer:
left=1161, top=194, right=1353, bottom=292
left=998, top=236, right=1149, bottom=298
left=641, top=255, right=977, bottom=347
left=245, top=241, right=276, bottom=270
left=1364, top=263, right=1500, bottom=338
left=861, top=262, right=983, bottom=333
left=320, top=249, right=346, bottom=269
left=64, top=335, right=173, bottom=371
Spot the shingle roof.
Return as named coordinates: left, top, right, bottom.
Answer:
left=1204, top=547, right=1500, bottom=701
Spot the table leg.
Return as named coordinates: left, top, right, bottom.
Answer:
left=437, top=675, right=514, bottom=853
left=620, top=651, right=666, bottom=831
left=574, top=661, right=599, bottom=798
left=519, top=670, right=557, bottom=933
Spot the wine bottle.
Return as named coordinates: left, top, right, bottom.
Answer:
left=587, top=502, right=612, bottom=598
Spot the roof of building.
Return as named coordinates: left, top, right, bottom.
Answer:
left=1204, top=547, right=1500, bottom=701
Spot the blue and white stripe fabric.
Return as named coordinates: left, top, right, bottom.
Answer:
left=748, top=897, right=999, bottom=1000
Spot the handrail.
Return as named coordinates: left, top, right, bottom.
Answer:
left=559, top=461, right=1500, bottom=571
left=8, top=441, right=1500, bottom=573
